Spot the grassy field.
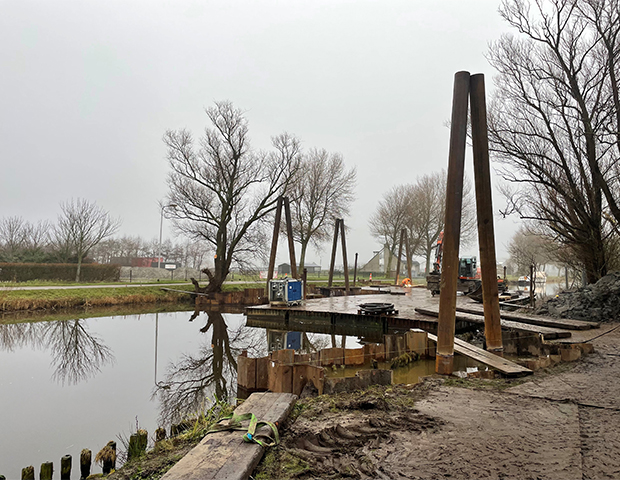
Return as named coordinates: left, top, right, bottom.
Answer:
left=0, top=285, right=193, bottom=312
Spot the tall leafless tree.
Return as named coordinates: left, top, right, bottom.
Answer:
left=288, top=149, right=356, bottom=271
left=488, top=0, right=620, bottom=283
left=369, top=171, right=475, bottom=275
left=164, top=101, right=302, bottom=293
left=55, top=199, right=121, bottom=281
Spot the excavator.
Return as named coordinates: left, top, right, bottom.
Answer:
left=425, top=232, right=507, bottom=296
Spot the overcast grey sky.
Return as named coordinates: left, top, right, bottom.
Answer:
left=0, top=0, right=522, bottom=266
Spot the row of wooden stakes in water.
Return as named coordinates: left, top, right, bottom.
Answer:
left=7, top=425, right=193, bottom=480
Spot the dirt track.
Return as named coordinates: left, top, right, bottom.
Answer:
left=255, top=324, right=620, bottom=479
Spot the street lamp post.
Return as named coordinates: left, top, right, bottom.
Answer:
left=158, top=203, right=176, bottom=270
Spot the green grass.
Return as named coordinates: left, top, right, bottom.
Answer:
left=0, top=286, right=191, bottom=312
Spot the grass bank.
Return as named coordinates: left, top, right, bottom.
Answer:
left=0, top=286, right=192, bottom=312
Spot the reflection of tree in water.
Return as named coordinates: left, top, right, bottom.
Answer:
left=0, top=321, right=47, bottom=351
left=0, top=319, right=114, bottom=385
left=156, top=311, right=265, bottom=425
left=44, top=320, right=114, bottom=385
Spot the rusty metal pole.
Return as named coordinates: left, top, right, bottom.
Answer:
left=353, top=253, right=358, bottom=287
left=340, top=219, right=350, bottom=294
left=283, top=197, right=297, bottom=278
left=266, top=197, right=283, bottom=291
left=328, top=219, right=340, bottom=287
left=436, top=71, right=470, bottom=375
left=470, top=73, right=503, bottom=356
left=395, top=229, right=405, bottom=285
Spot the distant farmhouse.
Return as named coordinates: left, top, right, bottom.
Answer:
left=359, top=245, right=420, bottom=277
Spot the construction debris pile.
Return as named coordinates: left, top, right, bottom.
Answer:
left=535, top=272, right=620, bottom=323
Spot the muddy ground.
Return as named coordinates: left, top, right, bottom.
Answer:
left=254, top=324, right=620, bottom=480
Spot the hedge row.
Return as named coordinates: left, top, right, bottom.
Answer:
left=0, top=263, right=121, bottom=282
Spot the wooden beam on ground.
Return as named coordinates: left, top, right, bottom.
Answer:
left=428, top=333, right=532, bottom=377
left=161, top=392, right=297, bottom=480
left=455, top=305, right=598, bottom=331
left=416, top=307, right=572, bottom=340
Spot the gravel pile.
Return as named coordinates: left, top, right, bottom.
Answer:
left=535, top=272, right=620, bottom=322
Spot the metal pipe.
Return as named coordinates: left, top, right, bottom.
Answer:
left=470, top=73, right=503, bottom=355
left=436, top=71, right=470, bottom=375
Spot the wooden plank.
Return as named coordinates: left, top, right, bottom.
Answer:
left=415, top=307, right=572, bottom=340
left=456, top=305, right=598, bottom=330
left=427, top=333, right=532, bottom=376
left=162, top=392, right=297, bottom=480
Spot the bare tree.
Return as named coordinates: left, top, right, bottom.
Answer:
left=369, top=184, right=415, bottom=276
left=369, top=171, right=475, bottom=276
left=164, top=101, right=301, bottom=293
left=0, top=216, right=28, bottom=262
left=56, top=199, right=121, bottom=281
left=488, top=0, right=620, bottom=283
left=507, top=226, right=554, bottom=275
left=288, top=149, right=356, bottom=271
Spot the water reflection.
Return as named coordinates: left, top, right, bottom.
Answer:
left=154, top=310, right=265, bottom=425
left=0, top=319, right=114, bottom=384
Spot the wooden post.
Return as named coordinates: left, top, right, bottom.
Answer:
left=395, top=229, right=405, bottom=285
left=302, top=268, right=307, bottom=299
left=128, top=429, right=148, bottom=460
left=283, top=197, right=297, bottom=278
left=405, top=233, right=413, bottom=280
left=156, top=427, right=167, bottom=443
left=353, top=253, right=358, bottom=286
left=80, top=449, right=91, bottom=480
left=470, top=73, right=503, bottom=355
left=328, top=219, right=340, bottom=287
left=340, top=219, right=350, bottom=294
left=39, top=462, right=53, bottom=480
left=266, top=196, right=283, bottom=290
left=96, top=441, right=116, bottom=475
left=530, top=264, right=535, bottom=307
left=60, top=455, right=71, bottom=480
left=436, top=71, right=470, bottom=375
left=21, top=466, right=34, bottom=480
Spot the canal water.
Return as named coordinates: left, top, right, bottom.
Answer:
left=0, top=306, right=478, bottom=479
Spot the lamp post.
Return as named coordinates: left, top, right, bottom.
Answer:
left=158, top=203, right=177, bottom=269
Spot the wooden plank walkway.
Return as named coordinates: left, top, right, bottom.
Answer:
left=161, top=392, right=297, bottom=480
left=427, top=333, right=533, bottom=377
left=455, top=305, right=599, bottom=331
left=415, top=307, right=572, bottom=340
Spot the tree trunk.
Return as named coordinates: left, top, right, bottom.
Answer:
left=299, top=241, right=309, bottom=273
left=75, top=255, right=82, bottom=283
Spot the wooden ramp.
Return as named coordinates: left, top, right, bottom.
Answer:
left=456, top=305, right=599, bottom=331
left=427, top=333, right=532, bottom=377
left=162, top=392, right=297, bottom=480
left=415, top=307, right=572, bottom=340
